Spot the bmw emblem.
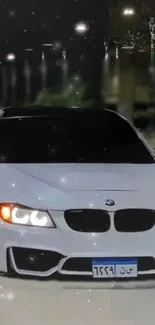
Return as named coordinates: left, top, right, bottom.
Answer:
left=105, top=199, right=115, bottom=206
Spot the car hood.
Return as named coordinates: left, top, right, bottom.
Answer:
left=1, top=277, right=155, bottom=325
left=1, top=163, right=155, bottom=210
left=9, top=163, right=155, bottom=191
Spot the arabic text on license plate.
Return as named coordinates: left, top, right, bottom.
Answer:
left=92, top=258, right=137, bottom=278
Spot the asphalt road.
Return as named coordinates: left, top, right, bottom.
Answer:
left=0, top=277, right=155, bottom=325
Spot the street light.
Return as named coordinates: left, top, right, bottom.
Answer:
left=42, top=43, right=53, bottom=47
left=6, top=53, right=16, bottom=105
left=56, top=48, right=68, bottom=89
left=6, top=53, right=16, bottom=62
left=122, top=8, right=135, bottom=16
left=74, top=21, right=89, bottom=35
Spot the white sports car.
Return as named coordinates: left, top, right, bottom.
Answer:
left=0, top=106, right=154, bottom=281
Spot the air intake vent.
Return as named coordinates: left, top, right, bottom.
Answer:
left=11, top=247, right=64, bottom=272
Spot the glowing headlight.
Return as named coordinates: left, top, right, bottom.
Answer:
left=0, top=204, right=55, bottom=228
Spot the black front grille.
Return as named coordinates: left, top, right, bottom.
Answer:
left=138, top=256, right=155, bottom=271
left=62, top=256, right=155, bottom=273
left=12, top=247, right=64, bottom=272
left=63, top=258, right=91, bottom=272
left=64, top=209, right=110, bottom=232
left=114, top=209, right=155, bottom=232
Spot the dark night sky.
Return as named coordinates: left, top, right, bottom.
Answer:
left=0, top=0, right=109, bottom=105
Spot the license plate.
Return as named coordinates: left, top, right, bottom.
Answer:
left=92, top=258, right=137, bottom=278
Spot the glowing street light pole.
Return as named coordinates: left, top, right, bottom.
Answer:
left=121, top=8, right=135, bottom=51
left=24, top=60, right=32, bottom=103
left=119, top=9, right=135, bottom=122
left=6, top=53, right=16, bottom=105
left=122, top=8, right=135, bottom=16
left=74, top=21, right=89, bottom=35
left=6, top=53, right=16, bottom=62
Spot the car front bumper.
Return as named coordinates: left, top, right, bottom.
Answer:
left=1, top=221, right=155, bottom=279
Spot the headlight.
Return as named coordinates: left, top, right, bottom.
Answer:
left=0, top=204, right=55, bottom=228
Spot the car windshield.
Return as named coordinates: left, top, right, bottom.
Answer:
left=0, top=109, right=153, bottom=163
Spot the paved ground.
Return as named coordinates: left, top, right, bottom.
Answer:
left=1, top=277, right=155, bottom=325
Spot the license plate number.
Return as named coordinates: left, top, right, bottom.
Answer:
left=92, top=258, right=137, bottom=278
